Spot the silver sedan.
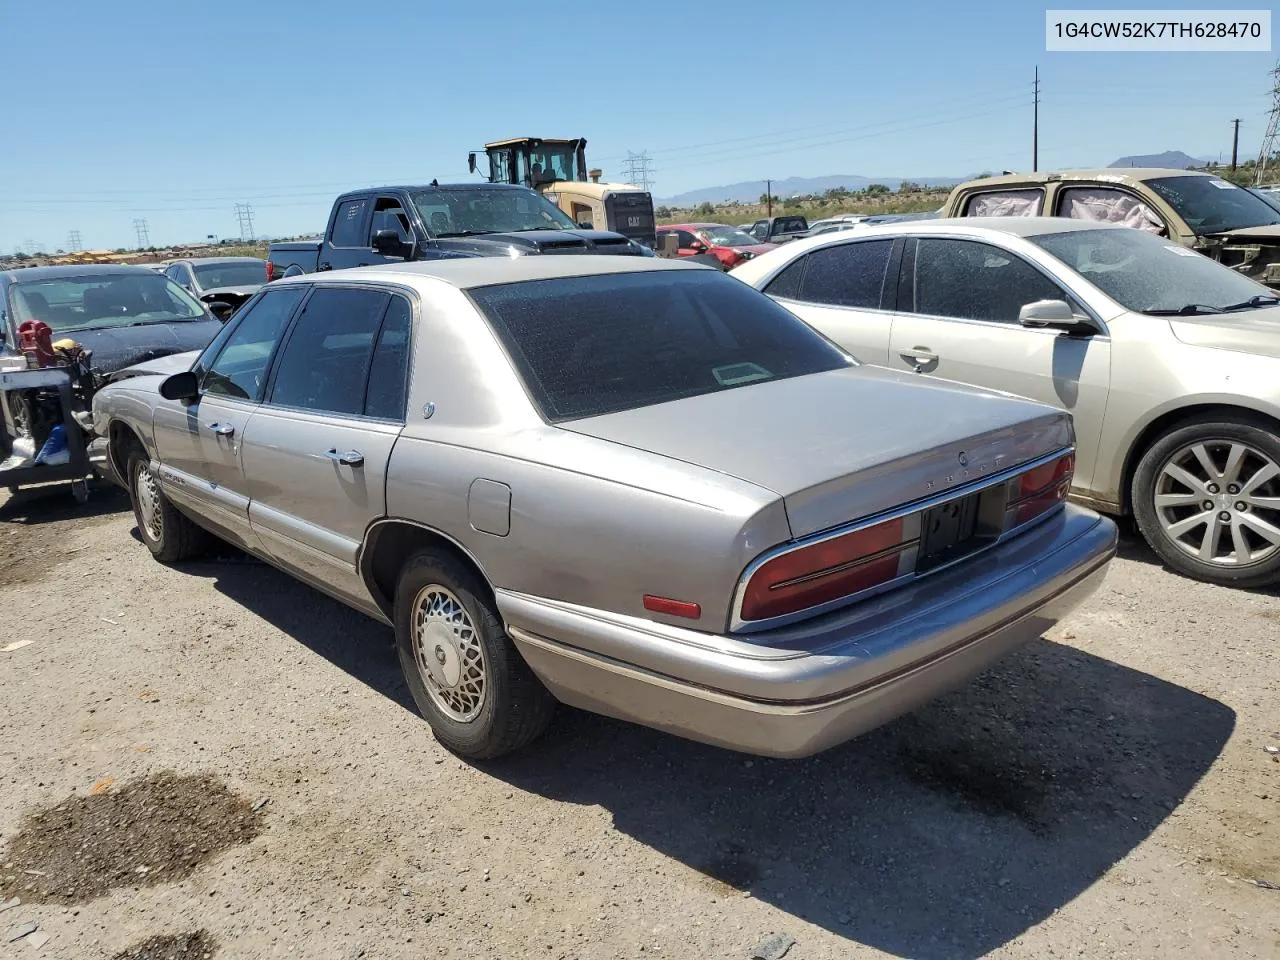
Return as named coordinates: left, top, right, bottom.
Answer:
left=733, top=217, right=1280, bottom=588
left=91, top=257, right=1115, bottom=759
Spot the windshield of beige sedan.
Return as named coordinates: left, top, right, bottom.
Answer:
left=1030, top=227, right=1280, bottom=316
left=469, top=271, right=852, bottom=421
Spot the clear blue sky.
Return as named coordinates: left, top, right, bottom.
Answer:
left=0, top=0, right=1273, bottom=251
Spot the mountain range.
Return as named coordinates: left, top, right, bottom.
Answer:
left=656, top=151, right=1218, bottom=205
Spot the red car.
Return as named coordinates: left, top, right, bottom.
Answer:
left=656, top=223, right=779, bottom=270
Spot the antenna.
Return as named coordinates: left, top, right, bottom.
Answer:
left=234, top=202, right=256, bottom=242
left=1255, top=60, right=1280, bottom=186
left=133, top=218, right=150, bottom=248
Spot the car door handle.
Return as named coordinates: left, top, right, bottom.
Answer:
left=325, top=449, right=364, bottom=467
left=207, top=422, right=235, bottom=437
left=899, top=347, right=938, bottom=372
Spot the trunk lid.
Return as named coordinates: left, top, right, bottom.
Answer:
left=559, top=365, right=1072, bottom=538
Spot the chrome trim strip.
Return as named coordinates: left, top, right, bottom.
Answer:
left=729, top=445, right=1074, bottom=634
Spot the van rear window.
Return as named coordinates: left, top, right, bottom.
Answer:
left=468, top=270, right=850, bottom=422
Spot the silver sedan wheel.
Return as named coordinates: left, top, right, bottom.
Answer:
left=411, top=584, right=487, bottom=722
left=134, top=461, right=163, bottom=543
left=1154, top=439, right=1280, bottom=567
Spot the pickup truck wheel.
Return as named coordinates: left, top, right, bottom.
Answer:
left=128, top=453, right=209, bottom=564
left=394, top=549, right=555, bottom=759
left=1132, top=418, right=1280, bottom=588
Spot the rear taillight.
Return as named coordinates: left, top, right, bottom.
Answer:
left=1008, top=452, right=1074, bottom=525
left=739, top=517, right=907, bottom=621
left=265, top=259, right=274, bottom=282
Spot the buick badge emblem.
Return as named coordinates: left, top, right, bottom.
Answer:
left=957, top=451, right=969, bottom=466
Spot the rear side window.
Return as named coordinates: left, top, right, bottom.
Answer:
left=363, top=295, right=412, bottom=420
left=777, top=217, right=807, bottom=232
left=469, top=271, right=851, bottom=422
left=331, top=199, right=369, bottom=247
left=963, top=189, right=1043, bottom=217
left=268, top=287, right=391, bottom=416
left=795, top=240, right=892, bottom=309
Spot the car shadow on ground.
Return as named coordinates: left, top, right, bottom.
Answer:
left=1113, top=517, right=1280, bottom=596
left=0, top=479, right=128, bottom=524
left=178, top=554, right=1235, bottom=960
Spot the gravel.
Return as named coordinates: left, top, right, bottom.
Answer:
left=109, top=930, right=216, bottom=959
left=0, top=484, right=1277, bottom=957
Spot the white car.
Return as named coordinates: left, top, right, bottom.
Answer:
left=732, top=217, right=1280, bottom=587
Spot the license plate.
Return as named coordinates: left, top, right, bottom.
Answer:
left=918, top=492, right=980, bottom=570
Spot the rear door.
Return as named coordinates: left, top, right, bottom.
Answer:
left=151, top=285, right=306, bottom=549
left=886, top=236, right=1111, bottom=491
left=760, top=237, right=899, bottom=365
left=321, top=196, right=373, bottom=271
left=240, top=285, right=412, bottom=608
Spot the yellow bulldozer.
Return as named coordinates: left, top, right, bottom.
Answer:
left=468, top=137, right=659, bottom=250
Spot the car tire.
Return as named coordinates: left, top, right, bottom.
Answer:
left=127, top=452, right=209, bottom=564
left=394, top=548, right=556, bottom=759
left=1132, top=416, right=1280, bottom=588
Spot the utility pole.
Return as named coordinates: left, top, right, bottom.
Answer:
left=1257, top=60, right=1280, bottom=185
left=67, top=230, right=83, bottom=253
left=1231, top=119, right=1242, bottom=171
left=132, top=218, right=149, bottom=248
left=234, top=203, right=256, bottom=242
left=1032, top=66, right=1040, bottom=173
left=766, top=179, right=773, bottom=217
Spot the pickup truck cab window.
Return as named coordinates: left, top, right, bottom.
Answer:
left=331, top=199, right=371, bottom=248
left=267, top=287, right=392, bottom=417
left=370, top=197, right=414, bottom=245
left=198, top=286, right=306, bottom=400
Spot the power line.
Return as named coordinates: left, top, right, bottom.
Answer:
left=234, top=202, right=256, bottom=241
left=132, top=218, right=149, bottom=248
left=67, top=230, right=82, bottom=252
left=1256, top=60, right=1280, bottom=186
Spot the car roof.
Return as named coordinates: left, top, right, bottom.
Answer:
left=956, top=167, right=1214, bottom=189
left=171, top=256, right=266, bottom=266
left=336, top=182, right=535, bottom=200
left=660, top=222, right=731, bottom=231
left=1, top=264, right=158, bottom=283
left=272, top=255, right=715, bottom=292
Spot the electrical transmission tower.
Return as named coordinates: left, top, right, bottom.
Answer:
left=1255, top=60, right=1280, bottom=186
left=133, top=218, right=150, bottom=248
left=234, top=203, right=256, bottom=241
left=22, top=240, right=38, bottom=256
left=621, top=151, right=653, bottom=191
left=67, top=230, right=83, bottom=253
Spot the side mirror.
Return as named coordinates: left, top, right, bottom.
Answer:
left=468, top=152, right=477, bottom=174
left=372, top=229, right=410, bottom=257
left=689, top=240, right=707, bottom=252
left=159, top=370, right=199, bottom=402
left=207, top=301, right=234, bottom=322
left=577, top=220, right=593, bottom=230
left=1018, top=299, right=1096, bottom=334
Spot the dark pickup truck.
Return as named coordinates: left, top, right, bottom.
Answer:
left=267, top=183, right=647, bottom=279
left=746, top=215, right=810, bottom=244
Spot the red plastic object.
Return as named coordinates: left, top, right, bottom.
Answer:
left=17, top=320, right=55, bottom=368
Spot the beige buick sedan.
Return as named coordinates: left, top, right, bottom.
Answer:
left=733, top=217, right=1280, bottom=587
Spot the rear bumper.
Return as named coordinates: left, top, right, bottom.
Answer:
left=499, top=504, right=1117, bottom=758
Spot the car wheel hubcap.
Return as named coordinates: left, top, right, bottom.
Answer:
left=411, top=584, right=486, bottom=722
left=1154, top=440, right=1280, bottom=568
left=134, top=462, right=163, bottom=543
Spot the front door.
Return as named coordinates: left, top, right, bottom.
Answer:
left=887, top=236, right=1112, bottom=493
left=761, top=237, right=898, bottom=365
left=240, top=286, right=412, bottom=610
left=151, top=285, right=306, bottom=548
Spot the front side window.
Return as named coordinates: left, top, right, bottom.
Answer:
left=1057, top=186, right=1163, bottom=234
left=370, top=198, right=414, bottom=244
left=199, top=286, right=306, bottom=401
left=963, top=189, right=1043, bottom=217
left=469, top=270, right=851, bottom=422
left=1029, top=226, right=1279, bottom=315
left=8, top=273, right=206, bottom=334
left=795, top=240, right=892, bottom=309
left=904, top=238, right=1066, bottom=324
left=331, top=199, right=369, bottom=247
left=268, top=287, right=392, bottom=416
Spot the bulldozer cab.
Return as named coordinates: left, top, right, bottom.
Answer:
left=471, top=137, right=588, bottom=190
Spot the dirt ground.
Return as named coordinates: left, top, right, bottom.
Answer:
left=0, top=481, right=1276, bottom=960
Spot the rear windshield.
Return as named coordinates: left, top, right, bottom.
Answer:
left=469, top=270, right=851, bottom=422
left=192, top=260, right=266, bottom=288
left=776, top=218, right=807, bottom=231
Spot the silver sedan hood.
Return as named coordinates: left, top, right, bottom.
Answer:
left=1169, top=305, right=1280, bottom=360
left=560, top=365, right=1073, bottom=538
